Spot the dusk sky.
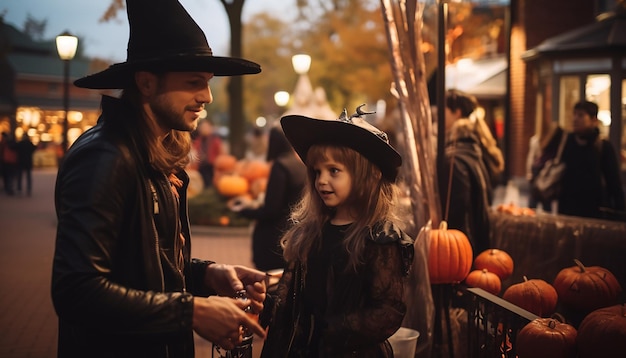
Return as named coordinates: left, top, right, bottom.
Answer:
left=2, top=0, right=294, bottom=62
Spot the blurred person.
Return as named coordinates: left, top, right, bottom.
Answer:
left=445, top=89, right=504, bottom=188
left=192, top=118, right=223, bottom=188
left=260, top=107, right=414, bottom=357
left=526, top=122, right=565, bottom=210
left=439, top=91, right=493, bottom=255
left=16, top=133, right=37, bottom=196
left=0, top=131, right=17, bottom=195
left=557, top=100, right=625, bottom=220
left=51, top=0, right=267, bottom=357
left=245, top=126, right=268, bottom=161
left=229, top=125, right=307, bottom=271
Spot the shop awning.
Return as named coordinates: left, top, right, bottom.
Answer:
left=522, top=4, right=626, bottom=61
left=446, top=55, right=507, bottom=99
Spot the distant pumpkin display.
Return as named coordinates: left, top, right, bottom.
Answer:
left=553, top=259, right=622, bottom=313
left=212, top=157, right=271, bottom=200
left=502, top=276, right=558, bottom=317
left=216, top=174, right=249, bottom=197
left=516, top=317, right=577, bottom=358
left=427, top=221, right=473, bottom=284
left=238, top=160, right=271, bottom=183
left=213, top=154, right=238, bottom=172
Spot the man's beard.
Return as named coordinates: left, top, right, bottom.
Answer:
left=150, top=94, right=195, bottom=132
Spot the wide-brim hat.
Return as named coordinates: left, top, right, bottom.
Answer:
left=74, top=0, right=261, bottom=89
left=281, top=106, right=402, bottom=181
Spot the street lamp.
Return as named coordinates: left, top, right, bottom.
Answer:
left=274, top=91, right=290, bottom=108
left=291, top=54, right=311, bottom=75
left=56, top=31, right=78, bottom=154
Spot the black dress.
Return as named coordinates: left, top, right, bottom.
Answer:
left=260, top=221, right=415, bottom=358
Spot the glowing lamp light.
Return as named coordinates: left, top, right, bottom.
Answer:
left=274, top=91, right=290, bottom=107
left=292, top=54, right=311, bottom=75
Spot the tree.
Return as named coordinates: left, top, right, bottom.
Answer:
left=295, top=0, right=395, bottom=111
left=23, top=14, right=47, bottom=41
left=241, top=13, right=299, bottom=122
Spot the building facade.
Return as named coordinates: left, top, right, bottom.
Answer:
left=0, top=19, right=110, bottom=166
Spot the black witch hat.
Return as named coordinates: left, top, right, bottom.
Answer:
left=281, top=105, right=402, bottom=181
left=74, top=0, right=261, bottom=89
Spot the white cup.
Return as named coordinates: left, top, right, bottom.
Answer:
left=388, top=327, right=420, bottom=358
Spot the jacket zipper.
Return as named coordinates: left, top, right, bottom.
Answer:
left=153, top=174, right=187, bottom=292
left=149, top=179, right=166, bottom=291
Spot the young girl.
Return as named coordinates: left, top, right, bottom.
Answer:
left=260, top=106, right=415, bottom=357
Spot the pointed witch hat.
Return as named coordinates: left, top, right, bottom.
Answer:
left=281, top=105, right=402, bottom=181
left=74, top=0, right=261, bottom=89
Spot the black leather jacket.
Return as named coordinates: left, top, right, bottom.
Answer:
left=52, top=96, right=213, bottom=358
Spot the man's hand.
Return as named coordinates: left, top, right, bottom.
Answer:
left=204, top=264, right=267, bottom=314
left=192, top=295, right=266, bottom=349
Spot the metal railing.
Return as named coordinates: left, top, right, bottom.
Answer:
left=460, top=286, right=538, bottom=358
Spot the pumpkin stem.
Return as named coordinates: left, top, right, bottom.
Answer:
left=439, top=221, right=448, bottom=231
left=573, top=259, right=586, bottom=273
left=551, top=312, right=566, bottom=323
left=548, top=320, right=557, bottom=329
left=481, top=268, right=488, bottom=274
left=522, top=275, right=528, bottom=282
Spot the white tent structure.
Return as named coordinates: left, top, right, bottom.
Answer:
left=280, top=55, right=338, bottom=120
left=445, top=55, right=507, bottom=99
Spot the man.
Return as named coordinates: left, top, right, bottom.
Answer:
left=51, top=0, right=266, bottom=357
left=16, top=133, right=37, bottom=195
left=557, top=100, right=625, bottom=219
left=192, top=118, right=223, bottom=187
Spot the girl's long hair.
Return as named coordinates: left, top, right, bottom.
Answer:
left=120, top=76, right=191, bottom=174
left=281, top=144, right=400, bottom=272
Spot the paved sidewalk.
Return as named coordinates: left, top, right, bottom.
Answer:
left=0, top=168, right=261, bottom=358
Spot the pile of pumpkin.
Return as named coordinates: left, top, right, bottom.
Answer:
left=427, top=220, right=625, bottom=358
left=495, top=202, right=536, bottom=216
left=211, top=154, right=271, bottom=200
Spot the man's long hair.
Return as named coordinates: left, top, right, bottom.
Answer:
left=121, top=77, right=191, bottom=175
left=281, top=144, right=401, bottom=272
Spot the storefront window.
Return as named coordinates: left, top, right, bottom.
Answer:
left=558, top=75, right=580, bottom=129
left=586, top=74, right=611, bottom=138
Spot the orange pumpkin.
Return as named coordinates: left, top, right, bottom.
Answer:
left=473, top=248, right=514, bottom=280
left=427, top=221, right=473, bottom=284
left=214, top=154, right=238, bottom=172
left=250, top=177, right=268, bottom=199
left=216, top=174, right=249, bottom=197
left=238, top=160, right=270, bottom=183
left=577, top=303, right=626, bottom=358
left=516, top=317, right=577, bottom=358
left=553, top=259, right=622, bottom=313
left=464, top=269, right=501, bottom=295
left=502, top=276, right=558, bottom=317
left=218, top=215, right=230, bottom=226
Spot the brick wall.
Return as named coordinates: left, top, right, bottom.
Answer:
left=508, top=0, right=598, bottom=177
